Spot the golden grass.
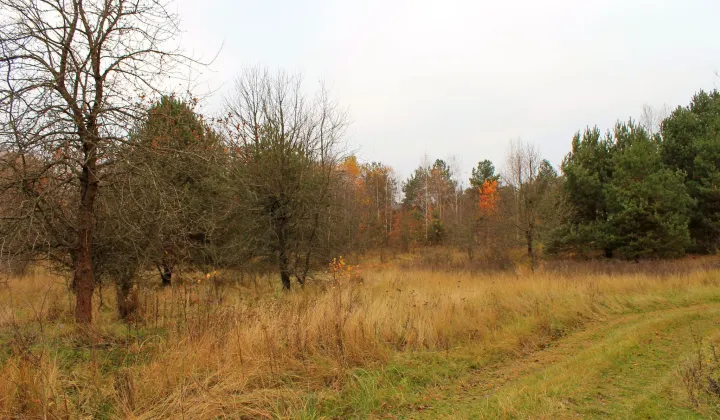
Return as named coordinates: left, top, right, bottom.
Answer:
left=1, top=257, right=720, bottom=418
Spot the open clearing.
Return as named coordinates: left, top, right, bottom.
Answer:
left=397, top=303, right=720, bottom=419
left=302, top=301, right=720, bottom=419
left=2, top=258, right=720, bottom=418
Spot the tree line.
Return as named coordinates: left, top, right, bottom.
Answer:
left=395, top=92, right=720, bottom=264
left=1, top=1, right=719, bottom=324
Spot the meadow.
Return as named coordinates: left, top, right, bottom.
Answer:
left=2, top=252, right=720, bottom=419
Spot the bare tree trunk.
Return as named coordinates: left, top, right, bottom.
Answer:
left=384, top=176, right=390, bottom=236
left=116, top=274, right=138, bottom=321
left=276, top=218, right=291, bottom=290
left=425, top=169, right=429, bottom=242
left=297, top=213, right=320, bottom=287
left=526, top=229, right=536, bottom=271
left=158, top=261, right=173, bottom=287
left=72, top=243, right=94, bottom=323
left=376, top=178, right=380, bottom=222
left=279, top=248, right=291, bottom=290
left=73, top=143, right=98, bottom=324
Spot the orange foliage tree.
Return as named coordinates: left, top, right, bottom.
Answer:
left=478, top=179, right=499, bottom=213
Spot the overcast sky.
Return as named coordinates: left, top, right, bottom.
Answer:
left=174, top=0, right=720, bottom=185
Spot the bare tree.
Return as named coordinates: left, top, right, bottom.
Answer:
left=639, top=104, right=670, bottom=136
left=224, top=68, right=347, bottom=290
left=502, top=139, right=558, bottom=269
left=0, top=0, right=194, bottom=323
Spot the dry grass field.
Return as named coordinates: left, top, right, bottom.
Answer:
left=2, top=253, right=720, bottom=419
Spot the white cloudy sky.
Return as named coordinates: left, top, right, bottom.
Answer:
left=174, top=0, right=720, bottom=185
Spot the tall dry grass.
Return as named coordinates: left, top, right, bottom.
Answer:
left=1, top=258, right=720, bottom=418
